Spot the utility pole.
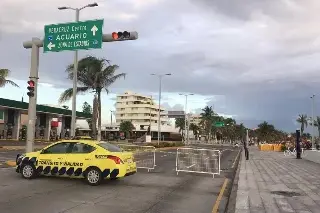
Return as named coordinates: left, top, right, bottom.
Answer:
left=179, top=93, right=194, bottom=144
left=151, top=73, right=171, bottom=145
left=311, top=95, right=315, bottom=149
left=58, top=2, right=99, bottom=138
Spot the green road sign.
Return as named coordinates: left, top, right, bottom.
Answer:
left=44, top=19, right=104, bottom=53
left=215, top=122, right=224, bottom=127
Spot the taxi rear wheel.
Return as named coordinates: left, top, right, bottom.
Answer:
left=85, top=167, right=102, bottom=186
left=21, top=163, right=37, bottom=179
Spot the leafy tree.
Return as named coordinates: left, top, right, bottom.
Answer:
left=189, top=123, right=200, bottom=139
left=58, top=56, right=125, bottom=140
left=296, top=114, right=308, bottom=135
left=82, top=101, right=93, bottom=130
left=119, top=121, right=135, bottom=139
left=175, top=118, right=185, bottom=139
left=313, top=116, right=320, bottom=139
left=255, top=121, right=275, bottom=142
left=0, top=69, right=19, bottom=88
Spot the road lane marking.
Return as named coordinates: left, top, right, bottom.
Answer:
left=212, top=178, right=229, bottom=213
left=232, top=150, right=241, bottom=169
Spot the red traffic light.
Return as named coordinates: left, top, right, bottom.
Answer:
left=112, top=32, right=119, bottom=40
left=27, top=80, right=35, bottom=87
left=111, top=31, right=131, bottom=40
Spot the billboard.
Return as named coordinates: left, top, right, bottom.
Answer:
left=168, top=110, right=185, bottom=118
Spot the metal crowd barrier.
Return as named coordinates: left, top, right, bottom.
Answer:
left=117, top=144, right=156, bottom=172
left=176, top=147, right=220, bottom=178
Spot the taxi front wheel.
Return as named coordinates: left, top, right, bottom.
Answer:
left=21, top=163, right=37, bottom=179
left=85, top=167, right=102, bottom=186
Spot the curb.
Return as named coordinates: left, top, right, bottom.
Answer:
left=5, top=160, right=16, bottom=167
left=225, top=150, right=242, bottom=213
left=155, top=146, right=184, bottom=151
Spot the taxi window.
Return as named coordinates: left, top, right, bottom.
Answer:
left=70, top=143, right=96, bottom=154
left=43, top=142, right=71, bottom=154
left=97, top=142, right=122, bottom=152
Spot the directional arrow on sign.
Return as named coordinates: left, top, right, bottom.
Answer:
left=91, top=25, right=98, bottom=36
left=47, top=42, right=55, bottom=50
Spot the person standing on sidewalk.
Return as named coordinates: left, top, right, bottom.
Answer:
left=244, top=139, right=249, bottom=160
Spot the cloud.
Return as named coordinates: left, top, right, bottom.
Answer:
left=2, top=0, right=320, bottom=131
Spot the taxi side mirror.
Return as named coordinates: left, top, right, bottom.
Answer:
left=40, top=149, right=46, bottom=154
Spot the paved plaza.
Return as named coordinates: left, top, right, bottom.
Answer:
left=236, top=147, right=320, bottom=213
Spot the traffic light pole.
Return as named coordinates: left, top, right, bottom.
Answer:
left=26, top=38, right=40, bottom=153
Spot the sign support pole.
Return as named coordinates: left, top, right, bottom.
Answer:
left=71, top=9, right=80, bottom=138
left=26, top=38, right=40, bottom=153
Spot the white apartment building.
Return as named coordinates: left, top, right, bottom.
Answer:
left=115, top=91, right=169, bottom=130
left=189, top=114, right=202, bottom=126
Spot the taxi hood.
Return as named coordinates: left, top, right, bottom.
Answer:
left=25, top=151, right=41, bottom=157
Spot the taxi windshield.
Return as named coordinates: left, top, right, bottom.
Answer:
left=97, top=142, right=122, bottom=152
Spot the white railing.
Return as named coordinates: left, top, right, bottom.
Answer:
left=188, top=140, right=215, bottom=145
left=176, top=148, right=221, bottom=178
left=116, top=144, right=156, bottom=172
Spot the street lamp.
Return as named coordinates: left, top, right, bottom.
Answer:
left=179, top=93, right=194, bottom=144
left=310, top=94, right=315, bottom=149
left=110, top=110, right=114, bottom=125
left=151, top=73, right=171, bottom=145
left=58, top=2, right=98, bottom=139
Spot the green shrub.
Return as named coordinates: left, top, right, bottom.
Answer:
left=281, top=144, right=286, bottom=152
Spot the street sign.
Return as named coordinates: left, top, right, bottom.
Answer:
left=215, top=122, right=224, bottom=127
left=168, top=111, right=185, bottom=119
left=44, top=19, right=104, bottom=53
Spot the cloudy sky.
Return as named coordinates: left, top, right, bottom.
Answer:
left=1, top=0, right=320, bottom=132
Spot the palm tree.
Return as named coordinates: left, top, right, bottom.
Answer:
left=200, top=106, right=215, bottom=141
left=297, top=114, right=308, bottom=135
left=59, top=56, right=125, bottom=140
left=0, top=69, right=19, bottom=88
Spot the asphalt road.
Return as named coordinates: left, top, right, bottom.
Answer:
left=0, top=145, right=240, bottom=213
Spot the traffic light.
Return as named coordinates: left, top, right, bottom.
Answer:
left=27, top=80, right=35, bottom=97
left=103, top=31, right=138, bottom=42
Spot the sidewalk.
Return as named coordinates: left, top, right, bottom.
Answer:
left=235, top=147, right=320, bottom=213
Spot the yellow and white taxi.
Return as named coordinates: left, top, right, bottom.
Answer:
left=15, top=139, right=136, bottom=186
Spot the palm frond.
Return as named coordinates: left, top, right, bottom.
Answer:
left=5, top=80, right=19, bottom=87
left=58, top=86, right=89, bottom=103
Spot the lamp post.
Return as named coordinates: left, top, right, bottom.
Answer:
left=179, top=93, right=194, bottom=144
left=151, top=73, right=171, bottom=145
left=110, top=110, right=114, bottom=125
left=58, top=2, right=98, bottom=138
left=310, top=95, right=315, bottom=149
